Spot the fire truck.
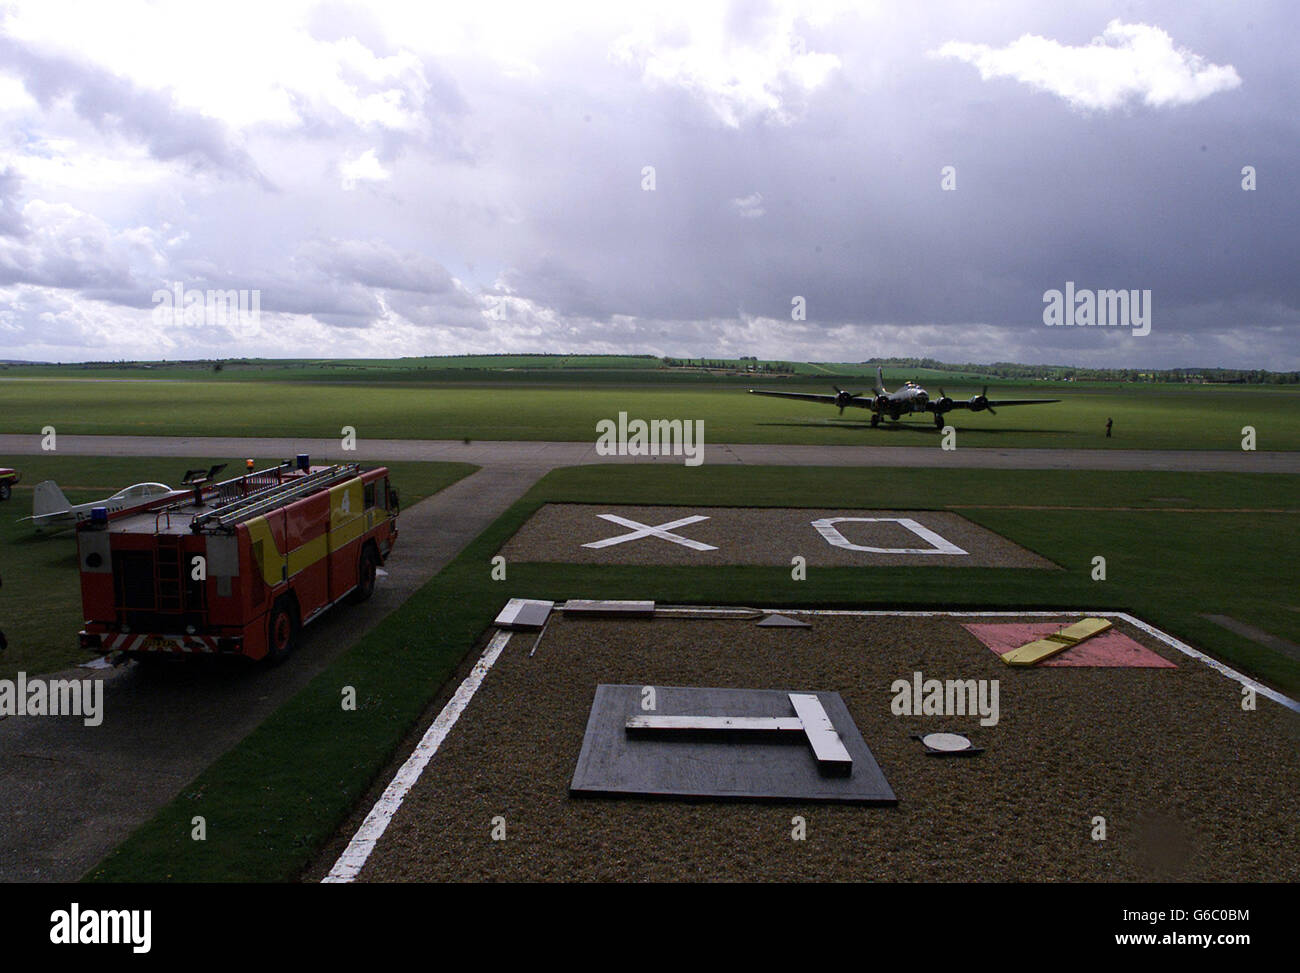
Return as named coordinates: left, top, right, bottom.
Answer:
left=76, top=458, right=399, bottom=663
left=0, top=467, right=19, bottom=501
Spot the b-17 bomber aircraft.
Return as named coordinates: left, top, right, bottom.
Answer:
left=748, top=366, right=1060, bottom=429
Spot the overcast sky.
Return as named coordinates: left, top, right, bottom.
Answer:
left=0, top=1, right=1294, bottom=368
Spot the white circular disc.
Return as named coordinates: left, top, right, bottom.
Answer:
left=921, top=732, right=973, bottom=752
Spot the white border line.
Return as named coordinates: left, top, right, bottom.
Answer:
left=323, top=630, right=513, bottom=883
left=662, top=606, right=1300, bottom=714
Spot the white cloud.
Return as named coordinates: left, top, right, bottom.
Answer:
left=12, top=141, right=178, bottom=194
left=611, top=3, right=845, bottom=126
left=732, top=192, right=765, bottom=219
left=339, top=149, right=391, bottom=190
left=933, top=20, right=1242, bottom=111
left=0, top=199, right=167, bottom=288
left=0, top=74, right=36, bottom=112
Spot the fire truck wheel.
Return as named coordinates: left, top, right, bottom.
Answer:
left=265, top=600, right=300, bottom=664
left=352, top=545, right=379, bottom=603
left=0, top=483, right=10, bottom=501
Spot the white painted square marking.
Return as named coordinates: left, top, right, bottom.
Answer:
left=811, top=517, right=968, bottom=555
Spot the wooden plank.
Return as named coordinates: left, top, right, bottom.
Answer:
left=1001, top=617, right=1113, bottom=666
left=561, top=599, right=655, bottom=617
left=788, top=693, right=853, bottom=771
left=626, top=715, right=804, bottom=733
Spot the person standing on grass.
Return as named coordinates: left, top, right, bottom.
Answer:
left=1105, top=417, right=1113, bottom=438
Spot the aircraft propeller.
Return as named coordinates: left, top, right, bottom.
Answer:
left=934, top=388, right=954, bottom=414
left=967, top=385, right=997, bottom=415
left=832, top=386, right=860, bottom=415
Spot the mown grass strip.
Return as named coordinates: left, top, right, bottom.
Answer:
left=3, top=376, right=1297, bottom=449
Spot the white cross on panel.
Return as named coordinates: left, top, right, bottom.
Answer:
left=583, top=514, right=717, bottom=551
left=626, top=692, right=853, bottom=772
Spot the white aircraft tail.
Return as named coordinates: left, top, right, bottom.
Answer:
left=874, top=365, right=888, bottom=396
left=32, top=480, right=70, bottom=519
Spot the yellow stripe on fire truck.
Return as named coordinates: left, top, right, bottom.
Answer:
left=244, top=477, right=386, bottom=586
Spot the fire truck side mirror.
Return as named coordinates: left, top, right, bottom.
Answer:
left=387, top=486, right=399, bottom=514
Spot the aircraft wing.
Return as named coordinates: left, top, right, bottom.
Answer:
left=22, top=510, right=73, bottom=528
left=938, top=397, right=1061, bottom=411
left=747, top=389, right=872, bottom=408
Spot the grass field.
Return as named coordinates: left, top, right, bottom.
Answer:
left=84, top=463, right=1300, bottom=882
left=2, top=375, right=1296, bottom=450
left=0, top=455, right=477, bottom=680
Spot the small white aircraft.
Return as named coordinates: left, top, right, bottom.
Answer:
left=25, top=480, right=183, bottom=531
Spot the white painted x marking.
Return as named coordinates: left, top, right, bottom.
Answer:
left=583, top=514, right=717, bottom=551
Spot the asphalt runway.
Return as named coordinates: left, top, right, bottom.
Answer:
left=2, top=434, right=1298, bottom=472
left=0, top=433, right=1295, bottom=881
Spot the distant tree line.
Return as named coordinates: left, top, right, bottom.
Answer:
left=14, top=354, right=1298, bottom=384
left=663, top=357, right=797, bottom=373
left=864, top=358, right=1300, bottom=384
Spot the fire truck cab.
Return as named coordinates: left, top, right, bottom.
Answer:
left=76, top=458, right=399, bottom=663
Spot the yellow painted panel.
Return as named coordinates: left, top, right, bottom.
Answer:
left=244, top=480, right=389, bottom=588
left=330, top=480, right=363, bottom=526
left=288, top=534, right=329, bottom=577
left=246, top=516, right=286, bottom=587
left=327, top=478, right=387, bottom=552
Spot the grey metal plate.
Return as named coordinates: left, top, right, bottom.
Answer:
left=756, top=613, right=812, bottom=628
left=920, top=732, right=973, bottom=752
left=570, top=685, right=896, bottom=804
left=494, top=598, right=554, bottom=629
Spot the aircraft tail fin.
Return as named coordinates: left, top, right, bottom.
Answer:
left=32, top=480, right=70, bottom=519
left=873, top=365, right=887, bottom=396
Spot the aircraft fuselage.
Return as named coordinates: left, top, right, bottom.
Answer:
left=878, top=383, right=930, bottom=419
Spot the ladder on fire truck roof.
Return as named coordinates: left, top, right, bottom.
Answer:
left=189, top=463, right=362, bottom=532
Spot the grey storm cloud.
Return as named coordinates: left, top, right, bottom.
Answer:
left=0, top=198, right=137, bottom=289
left=0, top=167, right=27, bottom=238
left=0, top=34, right=268, bottom=185
left=0, top=2, right=1295, bottom=368
left=297, top=237, right=461, bottom=294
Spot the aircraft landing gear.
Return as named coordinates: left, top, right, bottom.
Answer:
left=870, top=414, right=881, bottom=428
left=934, top=412, right=945, bottom=429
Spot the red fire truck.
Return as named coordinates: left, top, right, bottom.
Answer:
left=76, top=458, right=399, bottom=663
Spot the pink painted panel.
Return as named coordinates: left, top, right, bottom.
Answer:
left=962, top=622, right=1176, bottom=668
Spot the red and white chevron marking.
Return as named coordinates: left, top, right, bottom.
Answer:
left=99, top=632, right=219, bottom=653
